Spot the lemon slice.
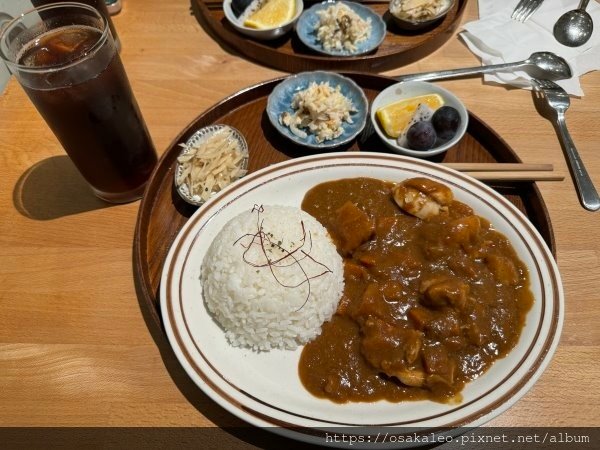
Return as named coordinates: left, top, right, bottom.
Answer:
left=376, top=94, right=444, bottom=138
left=243, top=0, right=296, bottom=29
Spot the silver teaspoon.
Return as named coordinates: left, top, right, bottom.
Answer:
left=553, top=0, right=594, bottom=47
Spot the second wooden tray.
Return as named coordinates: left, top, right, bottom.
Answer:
left=193, top=0, right=468, bottom=72
left=134, top=72, right=555, bottom=329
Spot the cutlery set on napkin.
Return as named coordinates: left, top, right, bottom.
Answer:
left=466, top=0, right=599, bottom=211
left=398, top=0, right=600, bottom=211
left=462, top=0, right=600, bottom=96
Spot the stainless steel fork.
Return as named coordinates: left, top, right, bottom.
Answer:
left=511, top=0, right=545, bottom=22
left=532, top=79, right=600, bottom=211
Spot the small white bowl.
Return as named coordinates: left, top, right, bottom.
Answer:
left=223, top=0, right=304, bottom=41
left=370, top=81, right=468, bottom=158
left=389, top=0, right=455, bottom=31
left=174, top=124, right=249, bottom=207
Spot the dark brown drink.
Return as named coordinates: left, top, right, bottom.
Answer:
left=16, top=25, right=157, bottom=202
left=31, top=0, right=121, bottom=51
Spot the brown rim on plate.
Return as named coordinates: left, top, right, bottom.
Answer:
left=192, top=0, right=468, bottom=72
left=161, top=153, right=561, bottom=433
left=133, top=72, right=556, bottom=330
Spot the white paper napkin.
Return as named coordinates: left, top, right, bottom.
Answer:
left=461, top=0, right=600, bottom=96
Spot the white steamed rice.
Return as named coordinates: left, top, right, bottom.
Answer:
left=201, top=205, right=344, bottom=351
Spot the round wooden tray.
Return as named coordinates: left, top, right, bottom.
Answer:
left=134, top=72, right=555, bottom=329
left=193, top=0, right=468, bottom=72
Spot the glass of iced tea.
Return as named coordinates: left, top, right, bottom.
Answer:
left=30, top=0, right=121, bottom=52
left=0, top=2, right=157, bottom=203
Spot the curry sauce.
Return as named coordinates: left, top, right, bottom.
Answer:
left=299, top=177, right=533, bottom=403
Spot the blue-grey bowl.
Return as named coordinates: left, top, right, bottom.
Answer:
left=266, top=71, right=368, bottom=149
left=296, top=1, right=386, bottom=56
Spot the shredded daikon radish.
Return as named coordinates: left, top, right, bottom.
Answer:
left=176, top=127, right=247, bottom=202
left=390, top=0, right=451, bottom=21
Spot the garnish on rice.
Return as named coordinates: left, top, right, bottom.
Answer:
left=234, top=204, right=333, bottom=310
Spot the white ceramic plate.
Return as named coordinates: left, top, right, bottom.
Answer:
left=160, top=152, right=563, bottom=446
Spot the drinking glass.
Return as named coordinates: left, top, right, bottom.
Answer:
left=0, top=2, right=157, bottom=203
left=30, top=0, right=121, bottom=51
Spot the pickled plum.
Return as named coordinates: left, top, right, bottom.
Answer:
left=406, top=121, right=436, bottom=151
left=432, top=106, right=461, bottom=141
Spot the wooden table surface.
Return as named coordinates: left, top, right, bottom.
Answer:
left=1, top=0, right=599, bottom=445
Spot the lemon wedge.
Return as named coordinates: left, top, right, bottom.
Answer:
left=243, top=0, right=296, bottom=29
left=376, top=94, right=444, bottom=138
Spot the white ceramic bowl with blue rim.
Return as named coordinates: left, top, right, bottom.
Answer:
left=174, top=124, right=249, bottom=206
left=296, top=1, right=386, bottom=56
left=223, top=0, right=304, bottom=41
left=371, top=80, right=469, bottom=157
left=266, top=71, right=368, bottom=149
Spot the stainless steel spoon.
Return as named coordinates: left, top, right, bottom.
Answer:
left=553, top=0, right=594, bottom=47
left=395, top=52, right=572, bottom=82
